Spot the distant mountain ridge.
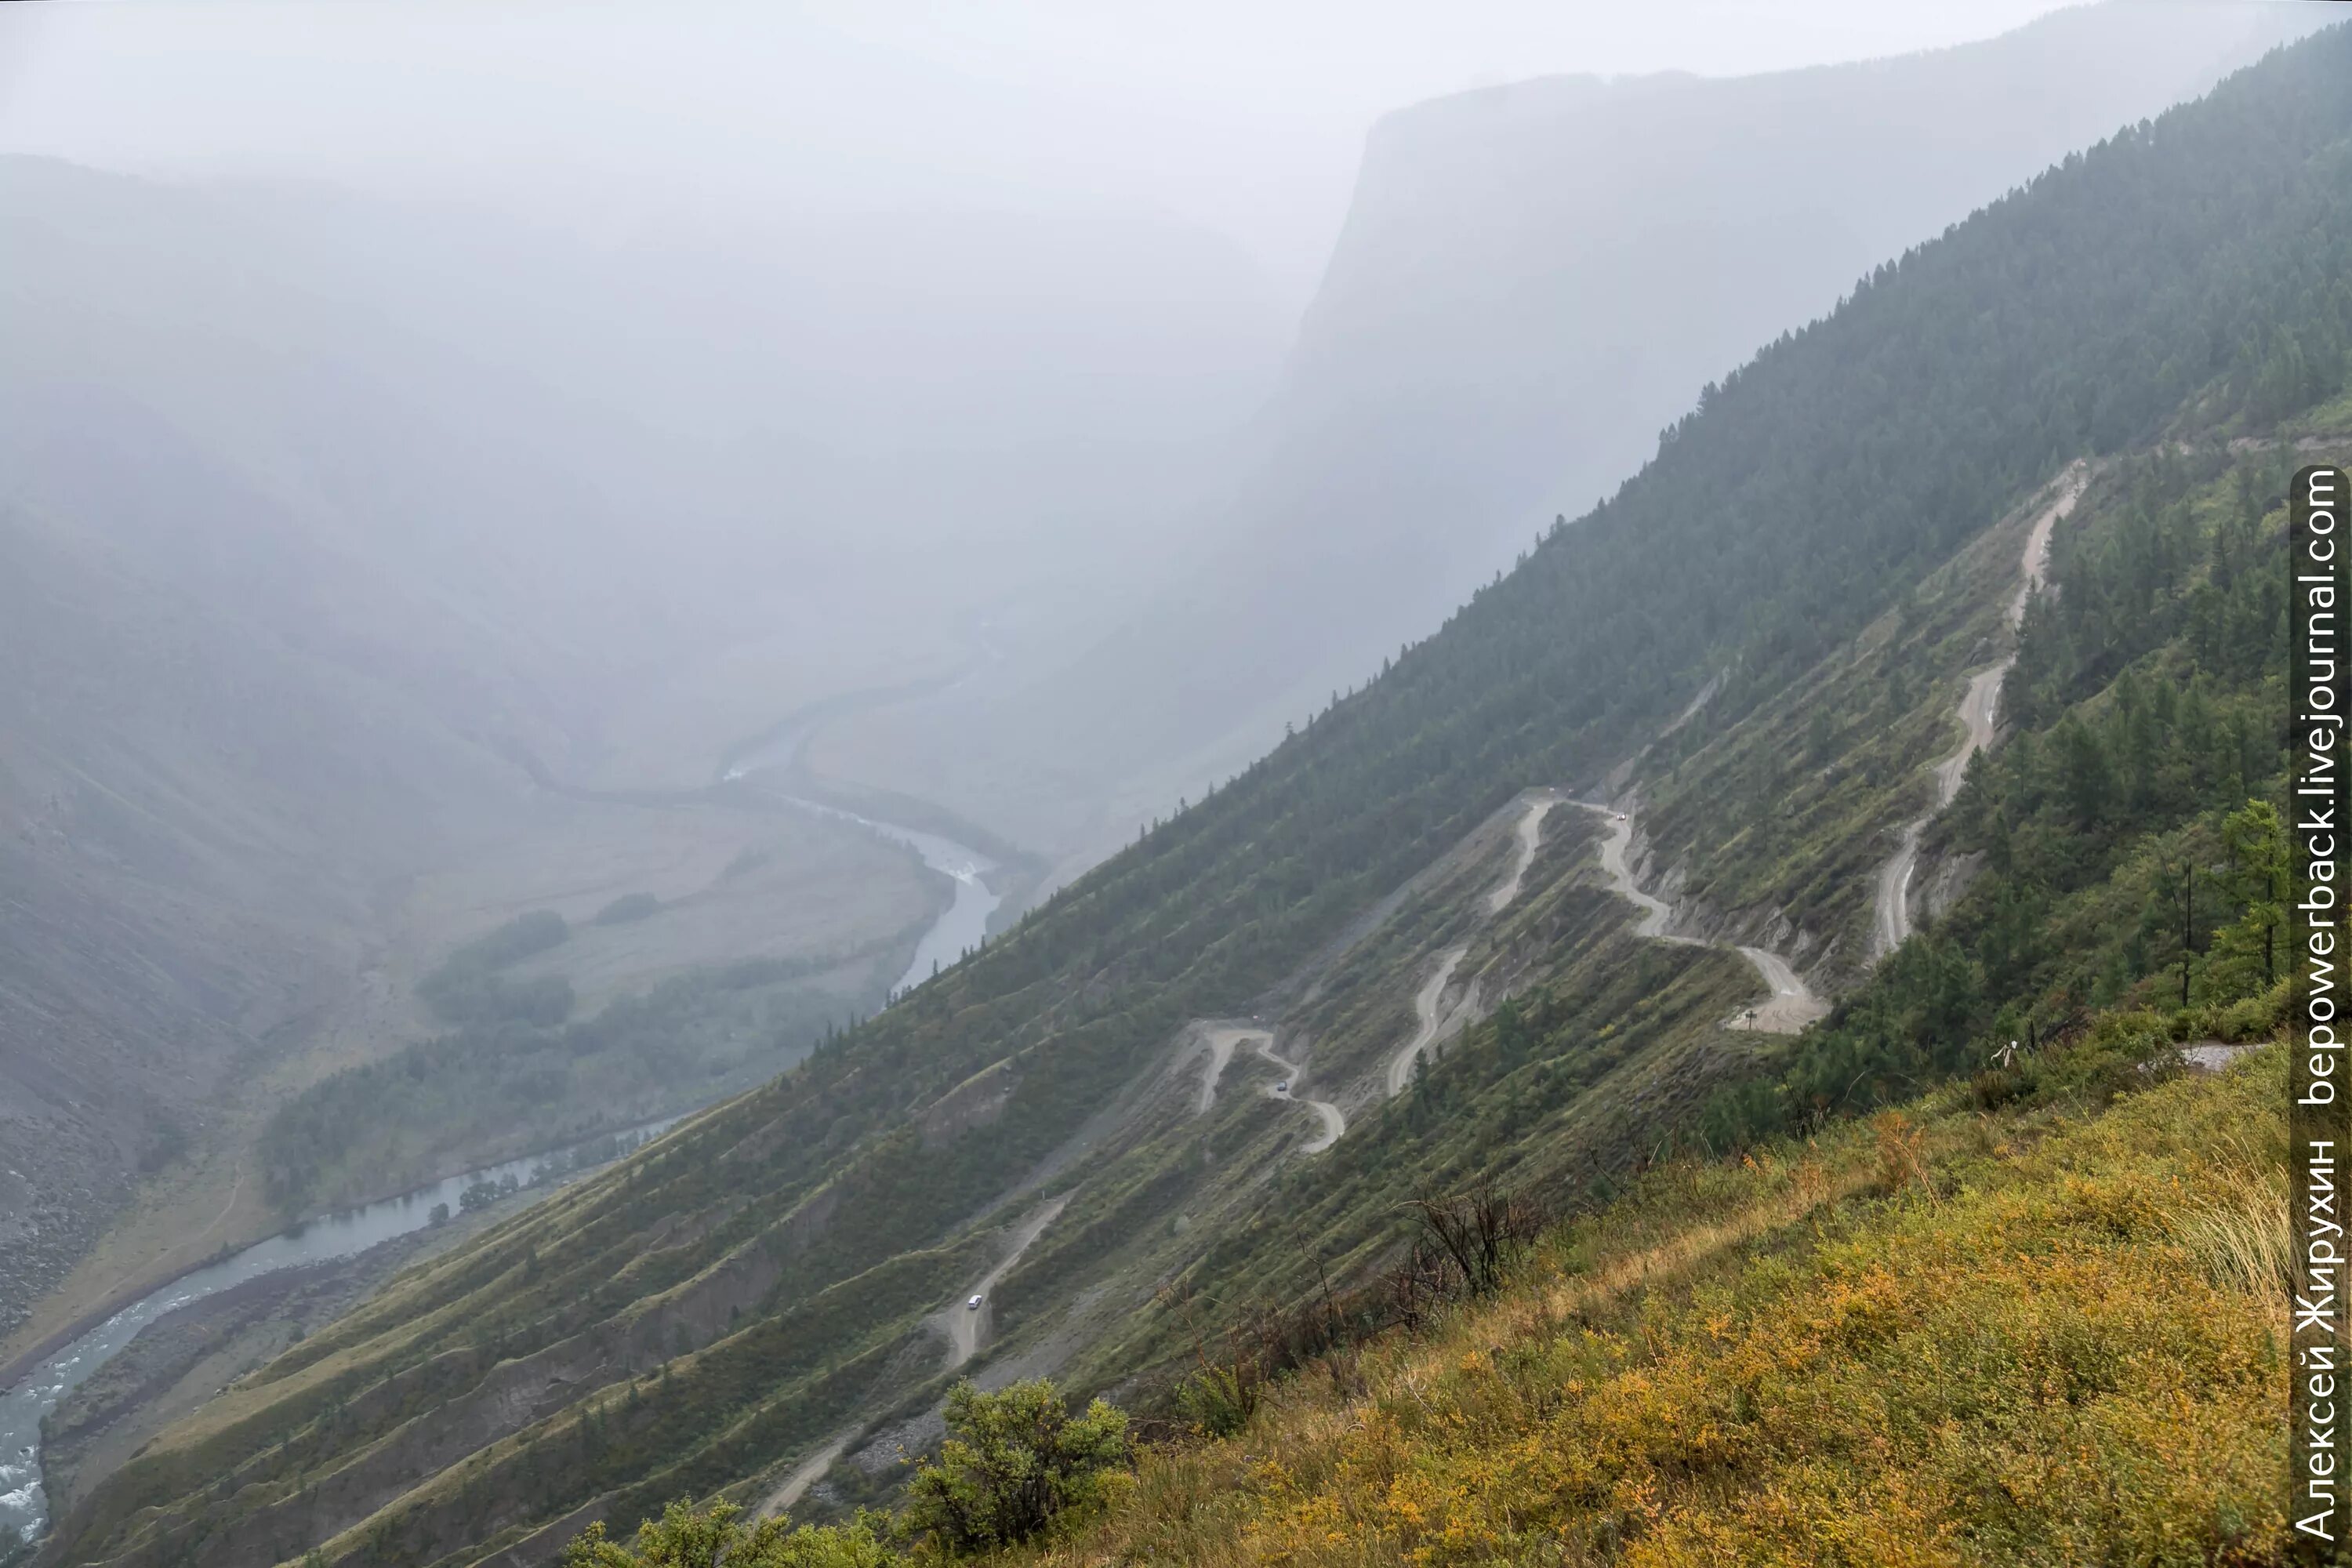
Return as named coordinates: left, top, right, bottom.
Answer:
left=817, top=0, right=2332, bottom=879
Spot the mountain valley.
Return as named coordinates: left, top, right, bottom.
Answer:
left=16, top=24, right=2348, bottom=1566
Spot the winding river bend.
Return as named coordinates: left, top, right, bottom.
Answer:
left=0, top=777, right=1003, bottom=1544
left=1, top=701, right=1007, bottom=1546
left=775, top=797, right=1001, bottom=999
left=720, top=699, right=1006, bottom=1000
left=0, top=1119, right=679, bottom=1544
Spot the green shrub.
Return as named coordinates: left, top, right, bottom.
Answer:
left=901, top=1380, right=1129, bottom=1555
left=562, top=1500, right=898, bottom=1568
left=1174, top=1363, right=1259, bottom=1438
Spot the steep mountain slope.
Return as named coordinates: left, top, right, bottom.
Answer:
left=0, top=158, right=1293, bottom=1348
left=0, top=169, right=953, bottom=1363
left=813, top=0, right=2328, bottom=877
left=0, top=406, right=941, bottom=1362
left=37, top=26, right=2352, bottom=1568
left=1009, top=1044, right=2299, bottom=1566
left=1008, top=412, right=2350, bottom=1568
left=0, top=421, right=540, bottom=1348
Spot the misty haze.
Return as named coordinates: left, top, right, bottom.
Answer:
left=2, top=4, right=2348, bottom=1565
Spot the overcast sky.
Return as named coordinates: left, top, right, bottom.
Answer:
left=1, top=0, right=2092, bottom=304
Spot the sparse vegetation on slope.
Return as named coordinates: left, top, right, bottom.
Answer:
left=564, top=1019, right=2295, bottom=1566
left=993, top=1039, right=2294, bottom=1568
left=42, top=29, right=2352, bottom=1568
left=1700, top=431, right=2341, bottom=1150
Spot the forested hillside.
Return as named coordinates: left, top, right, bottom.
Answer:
left=38, top=26, right=2352, bottom=1568
left=976, top=412, right=2347, bottom=1566
left=1701, top=431, right=2330, bottom=1139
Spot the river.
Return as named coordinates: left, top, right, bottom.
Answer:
left=2, top=727, right=1005, bottom=1548
left=782, top=797, right=1001, bottom=998
left=718, top=721, right=1004, bottom=999
left=0, top=1118, right=678, bottom=1545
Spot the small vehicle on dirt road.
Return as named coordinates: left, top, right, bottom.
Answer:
left=1274, top=1081, right=1289, bottom=1093
left=967, top=1294, right=984, bottom=1310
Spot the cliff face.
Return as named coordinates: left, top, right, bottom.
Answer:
left=826, top=1, right=2324, bottom=874
left=1283, top=2, right=2314, bottom=546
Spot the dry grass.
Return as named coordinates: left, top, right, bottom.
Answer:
left=2172, top=1138, right=2293, bottom=1305
left=1001, top=1047, right=2290, bottom=1567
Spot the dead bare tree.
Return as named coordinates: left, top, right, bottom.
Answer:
left=1403, top=1181, right=1543, bottom=1298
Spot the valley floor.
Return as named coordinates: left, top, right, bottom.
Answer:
left=0, top=786, right=943, bottom=1414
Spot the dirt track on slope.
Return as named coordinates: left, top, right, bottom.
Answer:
left=755, top=1430, right=856, bottom=1519
left=1252, top=1036, right=1345, bottom=1152
left=1388, top=947, right=1469, bottom=1096
left=1875, top=464, right=2087, bottom=956
left=1588, top=808, right=1691, bottom=943
left=1486, top=793, right=1561, bottom=913
left=1192, top=1025, right=1252, bottom=1112
left=1726, top=945, right=1831, bottom=1033
left=1580, top=804, right=1825, bottom=1033
left=1385, top=791, right=1565, bottom=1097
left=943, top=1195, right=1069, bottom=1371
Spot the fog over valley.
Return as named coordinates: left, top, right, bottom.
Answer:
left=1, top=4, right=2344, bottom=1563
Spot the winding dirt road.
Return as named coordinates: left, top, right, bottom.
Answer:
left=1875, top=464, right=2086, bottom=956
left=1580, top=804, right=1826, bottom=1033
left=944, top=1194, right=1069, bottom=1371
left=1385, top=790, right=1565, bottom=1096
left=1253, top=1036, right=1345, bottom=1152
left=755, top=1431, right=856, bottom=1519
left=1486, top=792, right=1561, bottom=913
left=1586, top=808, right=1697, bottom=946
left=1726, top=945, right=1831, bottom=1033
left=1388, top=947, right=1469, bottom=1096
left=1871, top=824, right=1930, bottom=960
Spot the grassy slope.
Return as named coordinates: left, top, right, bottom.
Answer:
left=975, top=807, right=1764, bottom=1406
left=967, top=383, right=2352, bottom=1568
left=1634, top=477, right=2041, bottom=981
left=1007, top=1040, right=2291, bottom=1567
